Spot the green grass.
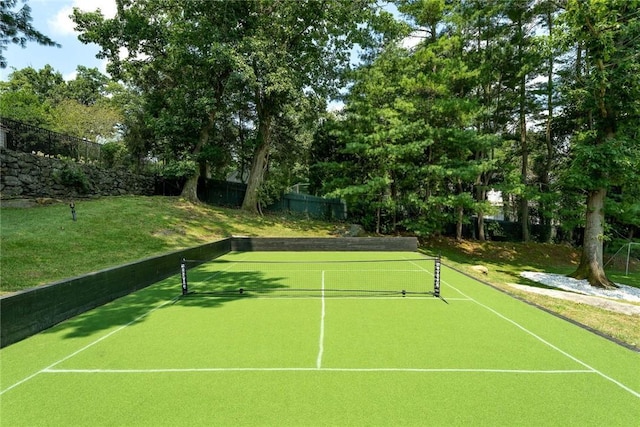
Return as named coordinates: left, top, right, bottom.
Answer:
left=0, top=196, right=336, bottom=292
left=1, top=251, right=639, bottom=426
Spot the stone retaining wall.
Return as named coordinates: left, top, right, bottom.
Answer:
left=0, top=148, right=154, bottom=199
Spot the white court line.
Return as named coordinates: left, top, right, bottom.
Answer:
left=42, top=367, right=594, bottom=374
left=441, top=276, right=640, bottom=399
left=234, top=296, right=469, bottom=301
left=0, top=297, right=179, bottom=396
left=316, top=270, right=326, bottom=369
left=1, top=254, right=242, bottom=396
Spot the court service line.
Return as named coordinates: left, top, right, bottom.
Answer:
left=442, top=278, right=640, bottom=400
left=42, top=367, right=594, bottom=374
left=316, top=270, right=326, bottom=369
left=0, top=297, right=179, bottom=396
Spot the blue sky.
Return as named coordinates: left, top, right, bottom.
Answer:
left=1, top=0, right=116, bottom=81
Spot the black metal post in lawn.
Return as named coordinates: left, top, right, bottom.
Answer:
left=69, top=201, right=77, bottom=221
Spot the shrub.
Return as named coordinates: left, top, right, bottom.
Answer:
left=55, top=162, right=90, bottom=193
left=101, top=141, right=130, bottom=168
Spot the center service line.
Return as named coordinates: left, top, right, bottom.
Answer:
left=316, top=270, right=326, bottom=369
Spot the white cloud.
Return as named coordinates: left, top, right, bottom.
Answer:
left=63, top=70, right=77, bottom=81
left=49, top=6, right=75, bottom=35
left=400, top=29, right=428, bottom=50
left=48, top=0, right=117, bottom=36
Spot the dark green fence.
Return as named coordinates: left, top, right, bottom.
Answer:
left=270, top=192, right=346, bottom=220
left=0, top=240, right=231, bottom=348
left=198, top=179, right=346, bottom=220
left=198, top=180, right=247, bottom=207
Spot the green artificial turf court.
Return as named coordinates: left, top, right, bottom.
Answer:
left=1, top=250, right=639, bottom=426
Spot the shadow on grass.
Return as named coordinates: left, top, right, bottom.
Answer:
left=43, top=270, right=289, bottom=340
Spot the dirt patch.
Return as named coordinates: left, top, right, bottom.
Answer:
left=1, top=198, right=65, bottom=208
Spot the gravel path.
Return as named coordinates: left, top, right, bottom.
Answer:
left=514, top=272, right=640, bottom=315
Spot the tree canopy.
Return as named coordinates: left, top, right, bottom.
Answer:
left=0, top=65, right=125, bottom=141
left=71, top=0, right=387, bottom=207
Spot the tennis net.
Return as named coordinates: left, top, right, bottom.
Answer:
left=180, top=256, right=441, bottom=298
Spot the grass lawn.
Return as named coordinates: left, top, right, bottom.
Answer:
left=0, top=196, right=336, bottom=292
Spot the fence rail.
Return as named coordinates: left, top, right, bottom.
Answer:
left=0, top=116, right=102, bottom=162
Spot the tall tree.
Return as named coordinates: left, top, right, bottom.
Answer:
left=559, top=0, right=640, bottom=288
left=0, top=65, right=61, bottom=126
left=0, top=64, right=126, bottom=140
left=453, top=0, right=511, bottom=241
left=532, top=0, right=561, bottom=243
left=321, top=1, right=499, bottom=237
left=502, top=0, right=539, bottom=242
left=236, top=0, right=384, bottom=213
left=0, top=64, right=64, bottom=102
left=73, top=0, right=244, bottom=201
left=73, top=0, right=382, bottom=207
left=64, top=66, right=111, bottom=106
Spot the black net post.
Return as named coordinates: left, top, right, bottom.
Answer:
left=180, top=258, right=188, bottom=295
left=434, top=255, right=441, bottom=297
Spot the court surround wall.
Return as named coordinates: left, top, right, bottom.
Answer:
left=0, top=239, right=231, bottom=348
left=0, top=236, right=417, bottom=348
left=231, top=237, right=417, bottom=252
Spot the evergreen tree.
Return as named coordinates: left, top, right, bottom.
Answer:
left=558, top=0, right=640, bottom=288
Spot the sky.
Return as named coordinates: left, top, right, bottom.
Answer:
left=0, top=0, right=117, bottom=81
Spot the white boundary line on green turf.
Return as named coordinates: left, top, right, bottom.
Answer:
left=41, top=367, right=594, bottom=374
left=1, top=255, right=255, bottom=396
left=0, top=297, right=179, bottom=396
left=316, top=271, right=326, bottom=369
left=225, top=297, right=471, bottom=300
left=439, top=274, right=640, bottom=400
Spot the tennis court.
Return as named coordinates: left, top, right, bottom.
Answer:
left=1, top=250, right=639, bottom=426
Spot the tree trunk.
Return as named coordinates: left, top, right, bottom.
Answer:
left=570, top=188, right=617, bottom=289
left=475, top=166, right=490, bottom=241
left=519, top=141, right=529, bottom=242
left=456, top=179, right=463, bottom=241
left=180, top=111, right=216, bottom=203
left=518, top=13, right=530, bottom=243
left=477, top=210, right=486, bottom=241
left=375, top=201, right=381, bottom=235
left=539, top=6, right=554, bottom=244
left=241, top=112, right=272, bottom=213
left=456, top=206, right=463, bottom=241
left=180, top=170, right=200, bottom=202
